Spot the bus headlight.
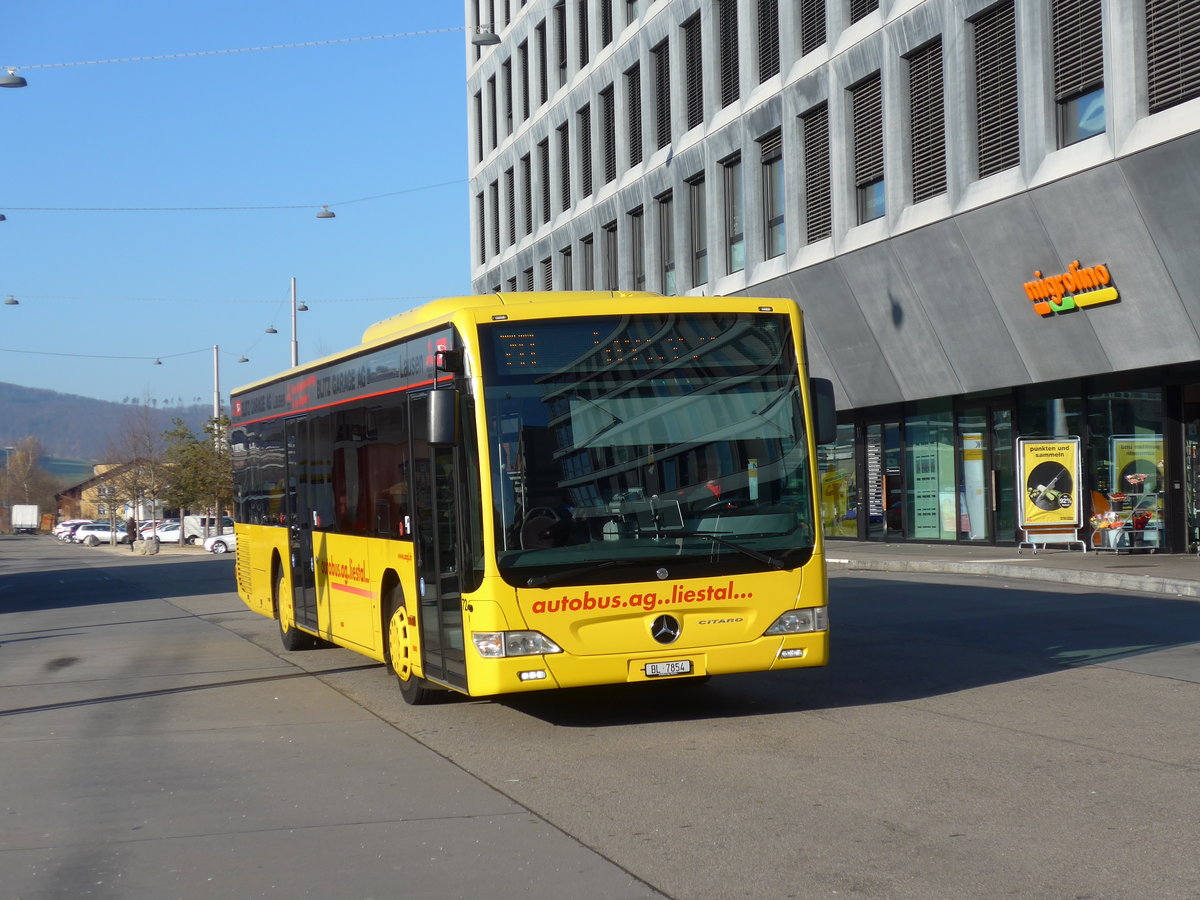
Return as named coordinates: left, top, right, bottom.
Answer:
left=763, top=607, right=828, bottom=635
left=473, top=631, right=563, bottom=658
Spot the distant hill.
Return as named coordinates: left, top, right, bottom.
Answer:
left=0, top=382, right=212, bottom=461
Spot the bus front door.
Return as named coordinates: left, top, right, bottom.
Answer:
left=284, top=417, right=319, bottom=633
left=409, top=394, right=468, bottom=691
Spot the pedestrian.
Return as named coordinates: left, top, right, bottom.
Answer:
left=126, top=515, right=137, bottom=551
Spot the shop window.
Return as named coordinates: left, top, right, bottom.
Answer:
left=1086, top=389, right=1164, bottom=551
left=817, top=423, right=858, bottom=538
left=905, top=402, right=955, bottom=541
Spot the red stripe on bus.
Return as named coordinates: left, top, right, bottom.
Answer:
left=331, top=582, right=373, bottom=598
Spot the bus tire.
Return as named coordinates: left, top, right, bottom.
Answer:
left=385, top=585, right=437, bottom=705
left=275, top=565, right=318, bottom=652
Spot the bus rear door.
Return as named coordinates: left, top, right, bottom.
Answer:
left=284, top=417, right=319, bottom=633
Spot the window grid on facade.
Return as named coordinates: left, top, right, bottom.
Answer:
left=852, top=72, right=885, bottom=223
left=1053, top=0, right=1103, bottom=101
left=581, top=233, right=595, bottom=289
left=539, top=138, right=552, bottom=223
left=474, top=91, right=484, bottom=162
left=507, top=276, right=517, bottom=292
left=600, top=85, right=617, bottom=182
left=722, top=154, right=744, bottom=273
left=658, top=191, right=675, bottom=295
left=487, top=76, right=498, bottom=149
left=489, top=180, right=500, bottom=256
left=558, top=122, right=571, bottom=212
left=689, top=175, right=708, bottom=286
left=653, top=39, right=671, bottom=150
left=627, top=63, right=644, bottom=167
left=524, top=266, right=535, bottom=290
left=1147, top=0, right=1200, bottom=112
left=579, top=103, right=593, bottom=198
left=578, top=0, right=590, bottom=67
left=850, top=0, right=879, bottom=24
left=501, top=59, right=513, bottom=135
left=542, top=256, right=553, bottom=290
left=758, top=0, right=780, bottom=83
left=476, top=192, right=486, bottom=263
left=519, top=40, right=530, bottom=120
left=521, top=153, right=533, bottom=235
left=603, top=221, right=618, bottom=289
left=908, top=38, right=947, bottom=203
left=601, top=0, right=614, bottom=47
left=1053, top=0, right=1104, bottom=145
left=630, top=206, right=646, bottom=290
left=802, top=104, right=832, bottom=243
left=799, top=0, right=826, bottom=55
left=561, top=245, right=573, bottom=289
left=719, top=0, right=741, bottom=108
left=974, top=1, right=1020, bottom=178
left=683, top=15, right=704, bottom=129
left=536, top=21, right=549, bottom=106
left=505, top=167, right=516, bottom=246
left=760, top=130, right=785, bottom=258
left=554, top=2, right=568, bottom=87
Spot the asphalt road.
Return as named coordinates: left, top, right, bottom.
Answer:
left=3, top=535, right=1200, bottom=899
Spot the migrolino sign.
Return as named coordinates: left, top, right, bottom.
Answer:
left=1023, top=260, right=1118, bottom=317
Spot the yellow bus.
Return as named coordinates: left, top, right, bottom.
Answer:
left=230, top=291, right=835, bottom=704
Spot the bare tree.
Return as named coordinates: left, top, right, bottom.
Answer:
left=3, top=437, right=58, bottom=508
left=103, top=402, right=170, bottom=540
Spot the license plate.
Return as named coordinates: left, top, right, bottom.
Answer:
left=645, top=660, right=693, bottom=678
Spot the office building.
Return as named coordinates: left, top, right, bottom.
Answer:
left=465, top=0, right=1200, bottom=551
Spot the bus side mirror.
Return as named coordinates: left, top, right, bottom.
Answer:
left=810, top=377, right=837, bottom=445
left=428, top=389, right=459, bottom=447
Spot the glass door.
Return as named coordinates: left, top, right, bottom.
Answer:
left=956, top=402, right=1015, bottom=544
left=284, top=417, right=319, bottom=632
left=865, top=421, right=904, bottom=540
left=409, top=394, right=467, bottom=691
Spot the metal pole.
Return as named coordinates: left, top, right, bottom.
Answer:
left=213, top=344, right=220, bottom=419
left=290, top=277, right=299, bottom=368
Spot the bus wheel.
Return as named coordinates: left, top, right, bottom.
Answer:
left=386, top=588, right=437, bottom=705
left=275, top=566, right=317, bottom=652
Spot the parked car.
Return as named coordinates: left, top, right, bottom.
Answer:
left=54, top=519, right=93, bottom=540
left=153, top=522, right=183, bottom=543
left=203, top=532, right=237, bottom=554
left=73, top=522, right=131, bottom=546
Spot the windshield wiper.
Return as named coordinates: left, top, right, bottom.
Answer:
left=666, top=529, right=789, bottom=570
left=525, top=559, right=626, bottom=588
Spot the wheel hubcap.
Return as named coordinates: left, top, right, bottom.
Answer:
left=390, top=609, right=413, bottom=681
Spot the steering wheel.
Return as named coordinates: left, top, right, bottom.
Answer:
left=520, top=506, right=563, bottom=549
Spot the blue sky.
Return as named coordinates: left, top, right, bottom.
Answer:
left=1, top=2, right=472, bottom=406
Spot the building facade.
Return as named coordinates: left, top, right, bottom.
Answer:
left=465, top=0, right=1200, bottom=551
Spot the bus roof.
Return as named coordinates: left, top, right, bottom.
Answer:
left=230, top=291, right=802, bottom=398
left=360, top=291, right=664, bottom=345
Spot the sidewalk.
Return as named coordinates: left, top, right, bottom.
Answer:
left=826, top=539, right=1200, bottom=599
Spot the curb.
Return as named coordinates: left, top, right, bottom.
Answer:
left=826, top=557, right=1200, bottom=599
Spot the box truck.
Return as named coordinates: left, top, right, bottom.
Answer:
left=12, top=505, right=40, bottom=534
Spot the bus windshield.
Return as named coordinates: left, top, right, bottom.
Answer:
left=479, top=311, right=816, bottom=586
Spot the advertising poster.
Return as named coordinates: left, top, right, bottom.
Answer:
left=1017, top=437, right=1081, bottom=528
left=1110, top=435, right=1163, bottom=495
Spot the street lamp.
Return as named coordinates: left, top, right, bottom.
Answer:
left=471, top=25, right=501, bottom=46
left=0, top=68, right=27, bottom=88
